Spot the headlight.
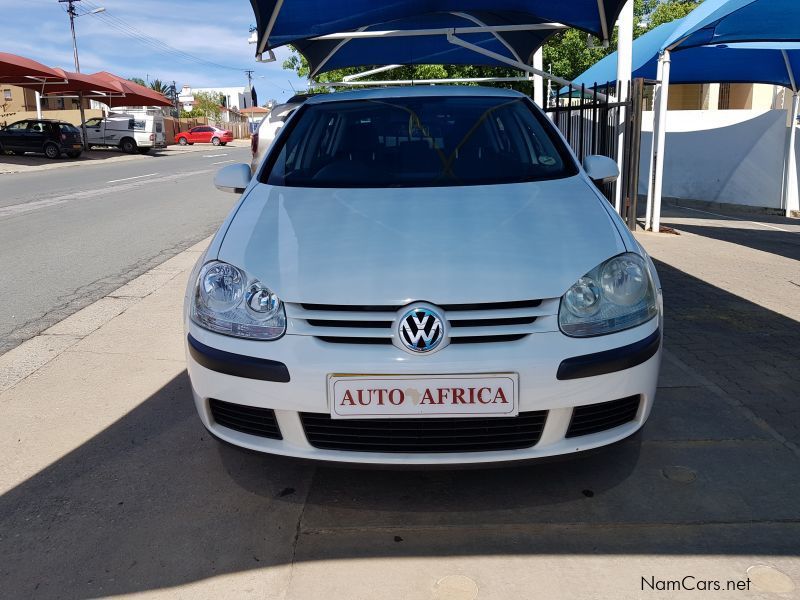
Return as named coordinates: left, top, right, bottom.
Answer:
left=559, top=253, right=657, bottom=337
left=191, top=260, right=286, bottom=340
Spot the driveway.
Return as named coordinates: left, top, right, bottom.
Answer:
left=0, top=204, right=798, bottom=599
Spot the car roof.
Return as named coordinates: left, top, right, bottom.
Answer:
left=304, top=85, right=526, bottom=105
left=16, top=119, right=64, bottom=123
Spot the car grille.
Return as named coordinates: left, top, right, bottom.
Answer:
left=300, top=411, right=547, bottom=453
left=286, top=299, right=559, bottom=345
left=565, top=395, right=641, bottom=438
left=209, top=399, right=282, bottom=439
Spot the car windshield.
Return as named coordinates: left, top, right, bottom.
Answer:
left=263, top=95, right=576, bottom=188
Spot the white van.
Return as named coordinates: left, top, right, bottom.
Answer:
left=83, top=111, right=166, bottom=154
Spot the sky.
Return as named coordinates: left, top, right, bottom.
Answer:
left=0, top=0, right=307, bottom=104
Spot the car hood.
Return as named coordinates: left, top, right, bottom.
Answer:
left=217, top=176, right=626, bottom=305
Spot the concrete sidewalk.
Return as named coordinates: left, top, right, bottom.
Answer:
left=1, top=221, right=798, bottom=599
left=0, top=139, right=250, bottom=175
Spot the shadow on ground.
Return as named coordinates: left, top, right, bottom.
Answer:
left=660, top=208, right=800, bottom=262
left=2, top=262, right=799, bottom=598
left=0, top=147, right=165, bottom=168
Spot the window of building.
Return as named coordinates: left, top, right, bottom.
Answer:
left=718, top=84, right=731, bottom=110
left=3, top=89, right=11, bottom=101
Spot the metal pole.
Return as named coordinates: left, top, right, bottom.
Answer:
left=782, top=92, right=799, bottom=217
left=62, top=0, right=90, bottom=150
left=651, top=51, right=671, bottom=233
left=532, top=47, right=544, bottom=107
left=626, top=78, right=644, bottom=231
left=645, top=58, right=664, bottom=230
left=614, top=0, right=633, bottom=214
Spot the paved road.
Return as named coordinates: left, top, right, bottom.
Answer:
left=0, top=147, right=249, bottom=354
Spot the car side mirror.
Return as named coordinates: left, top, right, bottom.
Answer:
left=583, top=155, right=619, bottom=184
left=214, top=163, right=251, bottom=194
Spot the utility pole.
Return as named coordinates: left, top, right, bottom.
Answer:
left=244, top=69, right=254, bottom=107
left=59, top=0, right=90, bottom=150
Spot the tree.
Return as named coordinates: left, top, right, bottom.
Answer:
left=282, top=52, right=534, bottom=94
left=648, top=0, right=702, bottom=28
left=192, top=90, right=225, bottom=120
left=149, top=79, right=169, bottom=95
left=129, top=77, right=146, bottom=86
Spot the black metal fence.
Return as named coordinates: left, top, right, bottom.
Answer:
left=544, top=79, right=645, bottom=230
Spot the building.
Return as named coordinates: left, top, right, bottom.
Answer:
left=177, top=85, right=253, bottom=112
left=648, top=83, right=792, bottom=111
left=239, top=105, right=272, bottom=134
left=0, top=84, right=103, bottom=126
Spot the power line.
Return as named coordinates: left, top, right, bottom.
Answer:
left=77, top=0, right=246, bottom=72
left=68, top=0, right=294, bottom=93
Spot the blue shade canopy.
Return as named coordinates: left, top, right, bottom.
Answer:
left=250, top=1, right=630, bottom=63
left=568, top=18, right=800, bottom=91
left=292, top=12, right=556, bottom=77
left=661, top=0, right=800, bottom=51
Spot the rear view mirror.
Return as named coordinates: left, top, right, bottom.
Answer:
left=214, top=163, right=251, bottom=194
left=583, top=155, right=619, bottom=184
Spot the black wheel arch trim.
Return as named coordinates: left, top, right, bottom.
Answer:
left=187, top=334, right=290, bottom=383
left=556, top=328, right=661, bottom=380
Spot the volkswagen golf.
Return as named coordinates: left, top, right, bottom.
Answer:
left=185, top=86, right=662, bottom=465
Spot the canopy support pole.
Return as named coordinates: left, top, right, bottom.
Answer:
left=343, top=65, right=402, bottom=81
left=596, top=0, right=610, bottom=45
left=36, top=81, right=45, bottom=119
left=313, top=23, right=567, bottom=41
left=651, top=50, right=671, bottom=233
left=645, top=57, right=664, bottom=231
left=317, top=76, right=544, bottom=87
left=533, top=48, right=544, bottom=106
left=446, top=32, right=607, bottom=101
left=781, top=50, right=798, bottom=217
left=782, top=91, right=799, bottom=217
left=614, top=0, right=633, bottom=214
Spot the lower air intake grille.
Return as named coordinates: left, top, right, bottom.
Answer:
left=300, top=411, right=547, bottom=453
left=209, top=399, right=282, bottom=439
left=565, top=395, right=641, bottom=438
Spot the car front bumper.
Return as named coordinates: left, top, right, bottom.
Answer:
left=185, top=314, right=662, bottom=465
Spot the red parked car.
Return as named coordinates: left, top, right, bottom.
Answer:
left=175, top=126, right=233, bottom=146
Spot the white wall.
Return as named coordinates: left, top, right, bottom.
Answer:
left=638, top=109, right=799, bottom=209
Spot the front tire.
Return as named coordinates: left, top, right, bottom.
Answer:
left=211, top=137, right=220, bottom=146
left=44, top=143, right=60, bottom=159
left=178, top=137, right=188, bottom=146
left=120, top=138, right=137, bottom=154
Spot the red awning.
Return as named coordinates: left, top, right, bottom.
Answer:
left=41, top=68, right=126, bottom=95
left=91, top=72, right=173, bottom=107
left=0, top=52, right=64, bottom=83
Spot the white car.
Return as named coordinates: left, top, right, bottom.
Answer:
left=84, top=111, right=166, bottom=154
left=185, top=86, right=662, bottom=466
left=249, top=94, right=311, bottom=174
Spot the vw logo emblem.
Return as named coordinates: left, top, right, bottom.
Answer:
left=399, top=306, right=445, bottom=353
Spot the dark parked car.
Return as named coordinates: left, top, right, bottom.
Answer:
left=0, top=119, right=84, bottom=159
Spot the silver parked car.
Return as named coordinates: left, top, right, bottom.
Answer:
left=250, top=94, right=313, bottom=174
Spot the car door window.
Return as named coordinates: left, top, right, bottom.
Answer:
left=29, top=122, right=46, bottom=133
left=6, top=121, right=29, bottom=131
left=85, top=118, right=102, bottom=128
